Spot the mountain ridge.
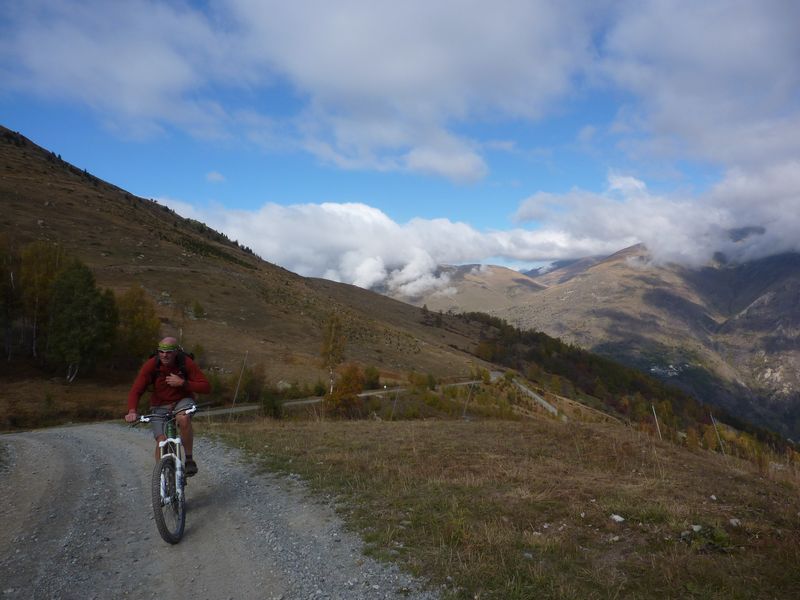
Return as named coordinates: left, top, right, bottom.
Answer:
left=0, top=125, right=490, bottom=385
left=394, top=245, right=800, bottom=438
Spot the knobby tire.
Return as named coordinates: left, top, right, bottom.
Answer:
left=151, top=455, right=185, bottom=544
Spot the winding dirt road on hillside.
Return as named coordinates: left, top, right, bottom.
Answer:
left=0, top=423, right=437, bottom=600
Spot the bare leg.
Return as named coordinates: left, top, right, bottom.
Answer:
left=176, top=414, right=193, bottom=456
left=154, top=434, right=166, bottom=462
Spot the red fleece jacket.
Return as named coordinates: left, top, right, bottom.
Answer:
left=127, top=355, right=211, bottom=412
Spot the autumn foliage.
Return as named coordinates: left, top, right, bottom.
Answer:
left=0, top=237, right=161, bottom=381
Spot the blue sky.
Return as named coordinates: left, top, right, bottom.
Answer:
left=2, top=1, right=799, bottom=295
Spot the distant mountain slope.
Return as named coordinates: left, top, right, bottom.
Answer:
left=523, top=254, right=605, bottom=285
left=398, top=264, right=546, bottom=314
left=0, top=125, right=487, bottom=383
left=396, top=243, right=800, bottom=438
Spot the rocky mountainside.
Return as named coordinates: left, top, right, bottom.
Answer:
left=397, top=245, right=800, bottom=438
left=399, top=264, right=545, bottom=314
left=0, top=125, right=489, bottom=384
left=522, top=256, right=604, bottom=286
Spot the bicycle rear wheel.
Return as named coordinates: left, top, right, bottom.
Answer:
left=151, top=456, right=185, bottom=544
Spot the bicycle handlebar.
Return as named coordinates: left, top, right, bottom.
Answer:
left=136, top=404, right=198, bottom=424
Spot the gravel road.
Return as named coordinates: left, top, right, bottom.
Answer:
left=0, top=423, right=439, bottom=600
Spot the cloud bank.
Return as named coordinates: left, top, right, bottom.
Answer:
left=515, top=168, right=800, bottom=268
left=163, top=165, right=800, bottom=296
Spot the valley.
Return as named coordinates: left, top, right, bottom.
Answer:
left=397, top=246, right=800, bottom=439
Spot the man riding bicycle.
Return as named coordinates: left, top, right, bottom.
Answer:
left=125, top=336, right=211, bottom=476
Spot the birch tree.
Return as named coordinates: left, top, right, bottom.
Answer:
left=20, top=241, right=62, bottom=357
left=320, top=313, right=345, bottom=395
left=0, top=235, right=21, bottom=360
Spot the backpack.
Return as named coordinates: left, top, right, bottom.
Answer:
left=149, top=347, right=195, bottom=388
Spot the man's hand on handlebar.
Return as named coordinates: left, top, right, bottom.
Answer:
left=125, top=405, right=196, bottom=425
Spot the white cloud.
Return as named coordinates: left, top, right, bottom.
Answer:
left=3, top=0, right=798, bottom=278
left=514, top=181, right=717, bottom=266
left=206, top=171, right=226, bottom=183
left=601, top=0, right=800, bottom=168
left=404, top=141, right=488, bottom=183
left=348, top=254, right=386, bottom=289
left=153, top=200, right=485, bottom=295
left=607, top=174, right=647, bottom=198
left=154, top=162, right=799, bottom=297
left=1, top=0, right=596, bottom=180
left=514, top=166, right=800, bottom=267
left=705, top=161, right=800, bottom=262
left=2, top=1, right=230, bottom=139
left=223, top=0, right=594, bottom=180
left=3, top=0, right=797, bottom=184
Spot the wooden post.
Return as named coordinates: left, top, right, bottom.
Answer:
left=710, top=413, right=727, bottom=456
left=390, top=387, right=399, bottom=420
left=229, top=351, right=249, bottom=421
left=651, top=403, right=663, bottom=441
left=462, top=383, right=474, bottom=419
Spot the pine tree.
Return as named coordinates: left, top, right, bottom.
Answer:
left=47, top=260, right=118, bottom=381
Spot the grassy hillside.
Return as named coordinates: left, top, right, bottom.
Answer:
left=0, top=125, right=490, bottom=389
left=210, top=415, right=800, bottom=599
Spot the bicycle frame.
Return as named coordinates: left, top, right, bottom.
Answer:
left=139, top=405, right=197, bottom=508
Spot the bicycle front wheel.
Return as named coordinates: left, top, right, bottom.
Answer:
left=151, top=456, right=185, bottom=544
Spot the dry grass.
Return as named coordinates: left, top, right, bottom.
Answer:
left=0, top=378, right=126, bottom=430
left=206, top=417, right=800, bottom=599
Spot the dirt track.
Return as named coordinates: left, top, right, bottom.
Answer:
left=0, top=423, right=436, bottom=599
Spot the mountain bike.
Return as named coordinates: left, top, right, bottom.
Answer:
left=137, top=404, right=197, bottom=544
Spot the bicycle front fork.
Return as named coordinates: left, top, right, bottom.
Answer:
left=160, top=460, right=185, bottom=505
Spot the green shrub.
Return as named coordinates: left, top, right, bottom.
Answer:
left=261, top=389, right=284, bottom=419
left=364, top=365, right=381, bottom=389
